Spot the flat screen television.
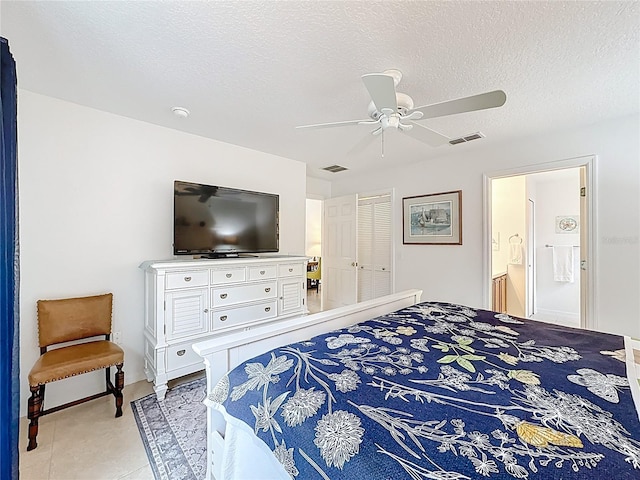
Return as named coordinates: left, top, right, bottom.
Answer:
left=173, top=180, right=279, bottom=257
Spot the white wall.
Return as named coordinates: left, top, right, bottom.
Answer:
left=492, top=176, right=526, bottom=317
left=331, top=114, right=640, bottom=338
left=18, top=90, right=307, bottom=414
left=531, top=170, right=581, bottom=321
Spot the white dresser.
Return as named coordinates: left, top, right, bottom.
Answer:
left=140, top=255, right=308, bottom=399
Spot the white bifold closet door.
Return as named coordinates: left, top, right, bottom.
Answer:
left=357, top=194, right=392, bottom=302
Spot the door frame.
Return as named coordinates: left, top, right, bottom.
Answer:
left=482, top=155, right=597, bottom=330
left=526, top=198, right=535, bottom=317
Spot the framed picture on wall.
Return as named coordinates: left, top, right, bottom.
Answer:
left=555, top=215, right=579, bottom=234
left=402, top=190, right=462, bottom=245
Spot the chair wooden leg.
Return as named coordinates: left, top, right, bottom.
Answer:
left=114, top=363, right=124, bottom=418
left=27, top=384, right=44, bottom=451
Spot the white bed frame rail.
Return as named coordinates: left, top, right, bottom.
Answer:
left=192, top=289, right=423, bottom=480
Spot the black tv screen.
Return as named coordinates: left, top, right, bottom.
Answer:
left=173, top=180, right=279, bottom=256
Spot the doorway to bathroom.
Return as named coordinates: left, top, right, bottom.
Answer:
left=484, top=156, right=595, bottom=329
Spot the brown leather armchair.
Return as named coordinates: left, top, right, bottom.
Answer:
left=26, top=293, right=124, bottom=451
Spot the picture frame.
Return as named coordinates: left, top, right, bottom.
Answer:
left=402, top=190, right=462, bottom=245
left=555, top=215, right=579, bottom=234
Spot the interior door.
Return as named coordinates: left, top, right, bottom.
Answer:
left=358, top=194, right=392, bottom=302
left=323, top=194, right=358, bottom=309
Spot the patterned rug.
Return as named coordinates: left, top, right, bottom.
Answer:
left=132, top=377, right=207, bottom=480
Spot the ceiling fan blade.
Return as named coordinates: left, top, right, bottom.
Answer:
left=404, top=122, right=451, bottom=147
left=296, top=119, right=371, bottom=130
left=413, top=90, right=506, bottom=119
left=361, top=73, right=398, bottom=112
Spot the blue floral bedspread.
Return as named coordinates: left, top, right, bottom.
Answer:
left=211, top=302, right=640, bottom=479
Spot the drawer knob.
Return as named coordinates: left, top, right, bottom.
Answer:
left=184, top=276, right=192, bottom=282
left=265, top=307, right=271, bottom=312
left=220, top=293, right=228, bottom=299
left=226, top=273, right=232, bottom=278
left=265, top=287, right=271, bottom=293
left=260, top=270, right=265, bottom=275
left=177, top=349, right=186, bottom=356
left=204, top=308, right=209, bottom=313
left=220, top=315, right=228, bottom=322
left=288, top=268, right=293, bottom=272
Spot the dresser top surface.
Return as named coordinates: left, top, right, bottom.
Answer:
left=140, top=255, right=309, bottom=271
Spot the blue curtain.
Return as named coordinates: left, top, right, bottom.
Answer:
left=0, top=37, right=19, bottom=479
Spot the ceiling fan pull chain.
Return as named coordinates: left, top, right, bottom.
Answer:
left=381, top=130, right=385, bottom=157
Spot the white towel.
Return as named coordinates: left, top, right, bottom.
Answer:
left=509, top=244, right=523, bottom=264
left=553, top=246, right=574, bottom=282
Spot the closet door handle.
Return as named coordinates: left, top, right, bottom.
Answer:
left=220, top=293, right=228, bottom=299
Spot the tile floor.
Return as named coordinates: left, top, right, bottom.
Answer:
left=307, top=283, right=322, bottom=314
left=19, top=379, right=155, bottom=480
left=20, top=290, right=326, bottom=479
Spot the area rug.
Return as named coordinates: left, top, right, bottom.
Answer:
left=132, top=377, right=207, bottom=480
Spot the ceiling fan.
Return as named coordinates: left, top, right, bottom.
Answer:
left=296, top=69, right=506, bottom=154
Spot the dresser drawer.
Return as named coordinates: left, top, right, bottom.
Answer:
left=278, top=263, right=304, bottom=277
left=211, top=268, right=246, bottom=285
left=166, top=270, right=209, bottom=289
left=248, top=265, right=277, bottom=281
left=166, top=341, right=203, bottom=372
left=212, top=281, right=277, bottom=307
left=212, top=301, right=277, bottom=330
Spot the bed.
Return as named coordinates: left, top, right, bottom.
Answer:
left=193, top=290, right=640, bottom=480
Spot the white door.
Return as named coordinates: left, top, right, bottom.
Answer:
left=358, top=194, right=392, bottom=302
left=323, top=194, right=358, bottom=309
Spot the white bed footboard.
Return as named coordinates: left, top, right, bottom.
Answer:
left=192, top=289, right=422, bottom=480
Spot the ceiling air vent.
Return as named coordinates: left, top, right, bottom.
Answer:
left=449, top=131, right=485, bottom=146
left=322, top=164, right=348, bottom=173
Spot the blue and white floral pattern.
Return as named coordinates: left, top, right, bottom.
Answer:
left=220, top=302, right=640, bottom=479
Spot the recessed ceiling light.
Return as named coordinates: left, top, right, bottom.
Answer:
left=171, top=106, right=190, bottom=118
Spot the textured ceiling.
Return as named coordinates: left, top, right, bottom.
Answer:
left=2, top=1, right=639, bottom=180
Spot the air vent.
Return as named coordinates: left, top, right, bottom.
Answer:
left=463, top=133, right=483, bottom=141
left=449, top=131, right=485, bottom=146
left=322, top=164, right=348, bottom=173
